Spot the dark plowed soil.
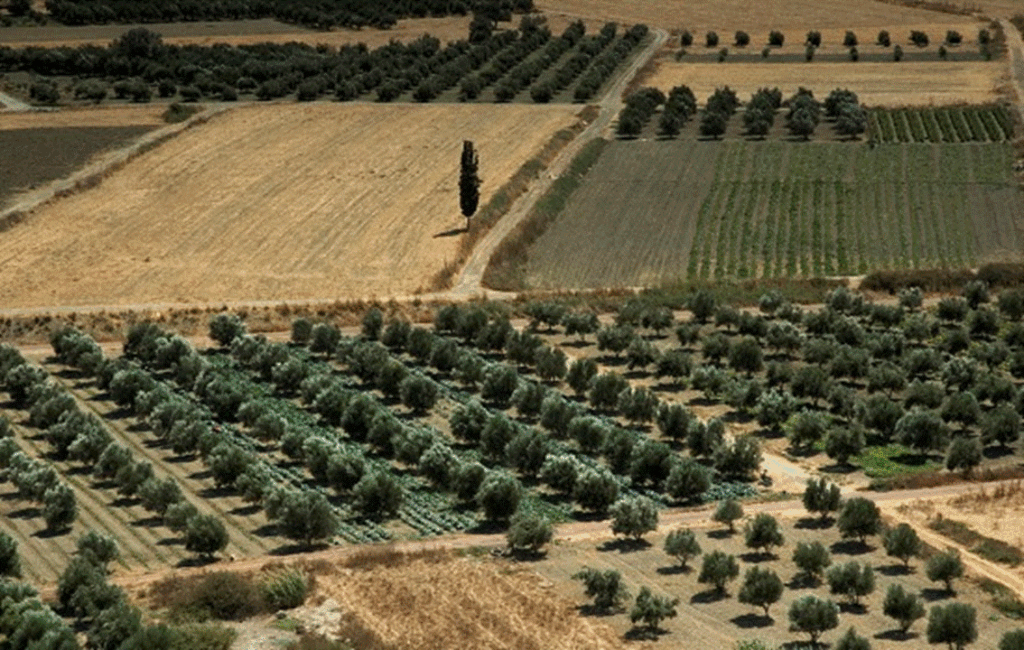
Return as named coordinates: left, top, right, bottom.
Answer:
left=0, top=125, right=155, bottom=209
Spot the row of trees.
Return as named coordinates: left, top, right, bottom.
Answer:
left=684, top=28, right=989, bottom=49
left=43, top=0, right=532, bottom=30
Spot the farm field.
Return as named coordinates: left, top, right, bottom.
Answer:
left=0, top=125, right=155, bottom=210
left=535, top=0, right=975, bottom=33
left=0, top=102, right=582, bottom=308
left=0, top=106, right=166, bottom=129
left=523, top=140, right=1024, bottom=290
left=640, top=59, right=1004, bottom=107
left=301, top=550, right=626, bottom=649
left=533, top=518, right=1022, bottom=650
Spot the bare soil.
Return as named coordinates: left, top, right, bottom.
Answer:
left=536, top=0, right=974, bottom=33
left=0, top=105, right=166, bottom=129
left=641, top=59, right=1004, bottom=107
left=0, top=102, right=582, bottom=309
left=0, top=125, right=155, bottom=209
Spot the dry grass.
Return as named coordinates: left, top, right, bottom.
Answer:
left=536, top=0, right=973, bottom=32
left=641, top=59, right=1004, bottom=107
left=0, top=105, right=166, bottom=130
left=0, top=103, right=581, bottom=309
left=309, top=551, right=625, bottom=650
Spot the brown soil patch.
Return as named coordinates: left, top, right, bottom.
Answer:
left=641, top=60, right=1003, bottom=107
left=0, top=15, right=590, bottom=50
left=903, top=481, right=1024, bottom=558
left=0, top=102, right=581, bottom=309
left=0, top=105, right=165, bottom=130
left=536, top=0, right=972, bottom=32
left=309, top=551, right=625, bottom=650
left=0, top=125, right=155, bottom=208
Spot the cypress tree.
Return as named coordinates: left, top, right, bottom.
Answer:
left=459, top=140, right=480, bottom=228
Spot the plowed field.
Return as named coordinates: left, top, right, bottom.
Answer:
left=0, top=103, right=581, bottom=308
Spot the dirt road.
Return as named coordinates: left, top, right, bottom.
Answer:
left=443, top=28, right=669, bottom=301
left=1000, top=18, right=1024, bottom=127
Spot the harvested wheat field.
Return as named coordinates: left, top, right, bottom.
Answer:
left=0, top=105, right=166, bottom=130
left=307, top=552, right=625, bottom=650
left=642, top=60, right=1003, bottom=106
left=0, top=103, right=581, bottom=308
left=536, top=0, right=972, bottom=33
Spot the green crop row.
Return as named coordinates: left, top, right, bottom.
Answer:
left=870, top=106, right=1013, bottom=143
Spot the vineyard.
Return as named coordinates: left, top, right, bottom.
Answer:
left=523, top=140, right=1024, bottom=289
left=868, top=105, right=1016, bottom=143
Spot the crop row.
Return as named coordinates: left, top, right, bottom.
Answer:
left=869, top=106, right=1013, bottom=143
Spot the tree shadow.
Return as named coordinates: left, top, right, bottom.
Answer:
left=878, top=563, right=913, bottom=577
left=230, top=503, right=262, bottom=516
left=875, top=629, right=918, bottom=641
left=830, top=540, right=872, bottom=556
left=597, top=538, right=651, bottom=553
left=8, top=506, right=40, bottom=519
left=33, top=527, right=69, bottom=539
left=921, top=587, right=953, bottom=602
left=111, top=496, right=140, bottom=508
left=656, top=564, right=692, bottom=576
left=838, top=602, right=867, bottom=615
left=176, top=555, right=219, bottom=568
left=132, top=515, right=164, bottom=528
left=795, top=517, right=832, bottom=530
left=690, top=589, right=728, bottom=604
left=983, top=445, right=1015, bottom=459
left=198, top=485, right=232, bottom=499
left=189, top=469, right=213, bottom=481
left=707, top=529, right=734, bottom=540
left=740, top=551, right=776, bottom=563
left=820, top=462, right=857, bottom=474
left=271, top=541, right=326, bottom=556
left=510, top=548, right=548, bottom=562
left=624, top=626, right=669, bottom=641
left=253, top=523, right=281, bottom=538
left=730, top=613, right=774, bottom=628
left=157, top=536, right=183, bottom=547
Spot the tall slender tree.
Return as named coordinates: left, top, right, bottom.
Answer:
left=459, top=140, right=481, bottom=229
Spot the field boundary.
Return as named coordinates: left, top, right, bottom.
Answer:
left=0, top=105, right=227, bottom=234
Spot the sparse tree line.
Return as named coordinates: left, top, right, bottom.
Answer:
left=571, top=478, right=1024, bottom=647
left=1, top=18, right=647, bottom=106
left=617, top=84, right=865, bottom=142
left=677, top=27, right=996, bottom=62
left=36, top=0, right=532, bottom=30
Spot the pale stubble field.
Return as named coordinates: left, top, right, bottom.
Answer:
left=0, top=102, right=582, bottom=308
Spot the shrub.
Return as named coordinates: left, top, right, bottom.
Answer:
left=664, top=528, right=701, bottom=568
left=506, top=511, right=553, bottom=552
left=739, top=566, right=784, bottom=617
left=259, top=567, right=309, bottom=610
left=927, top=603, right=976, bottom=648
left=884, top=583, right=925, bottom=633
left=926, top=549, right=964, bottom=594
left=714, top=498, right=744, bottom=533
left=883, top=523, right=921, bottom=567
left=190, top=572, right=263, bottom=620
left=837, top=497, right=881, bottom=544
left=793, top=541, right=831, bottom=584
left=744, top=513, right=785, bottom=557
left=826, top=561, right=875, bottom=606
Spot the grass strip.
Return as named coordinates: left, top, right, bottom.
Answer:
left=481, top=137, right=608, bottom=290
left=929, top=517, right=1024, bottom=567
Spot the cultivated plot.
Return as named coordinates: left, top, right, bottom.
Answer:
left=525, top=140, right=1024, bottom=289
left=0, top=102, right=582, bottom=308
left=641, top=60, right=1004, bottom=107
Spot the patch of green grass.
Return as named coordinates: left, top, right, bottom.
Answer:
left=272, top=617, right=302, bottom=632
left=855, top=443, right=940, bottom=479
